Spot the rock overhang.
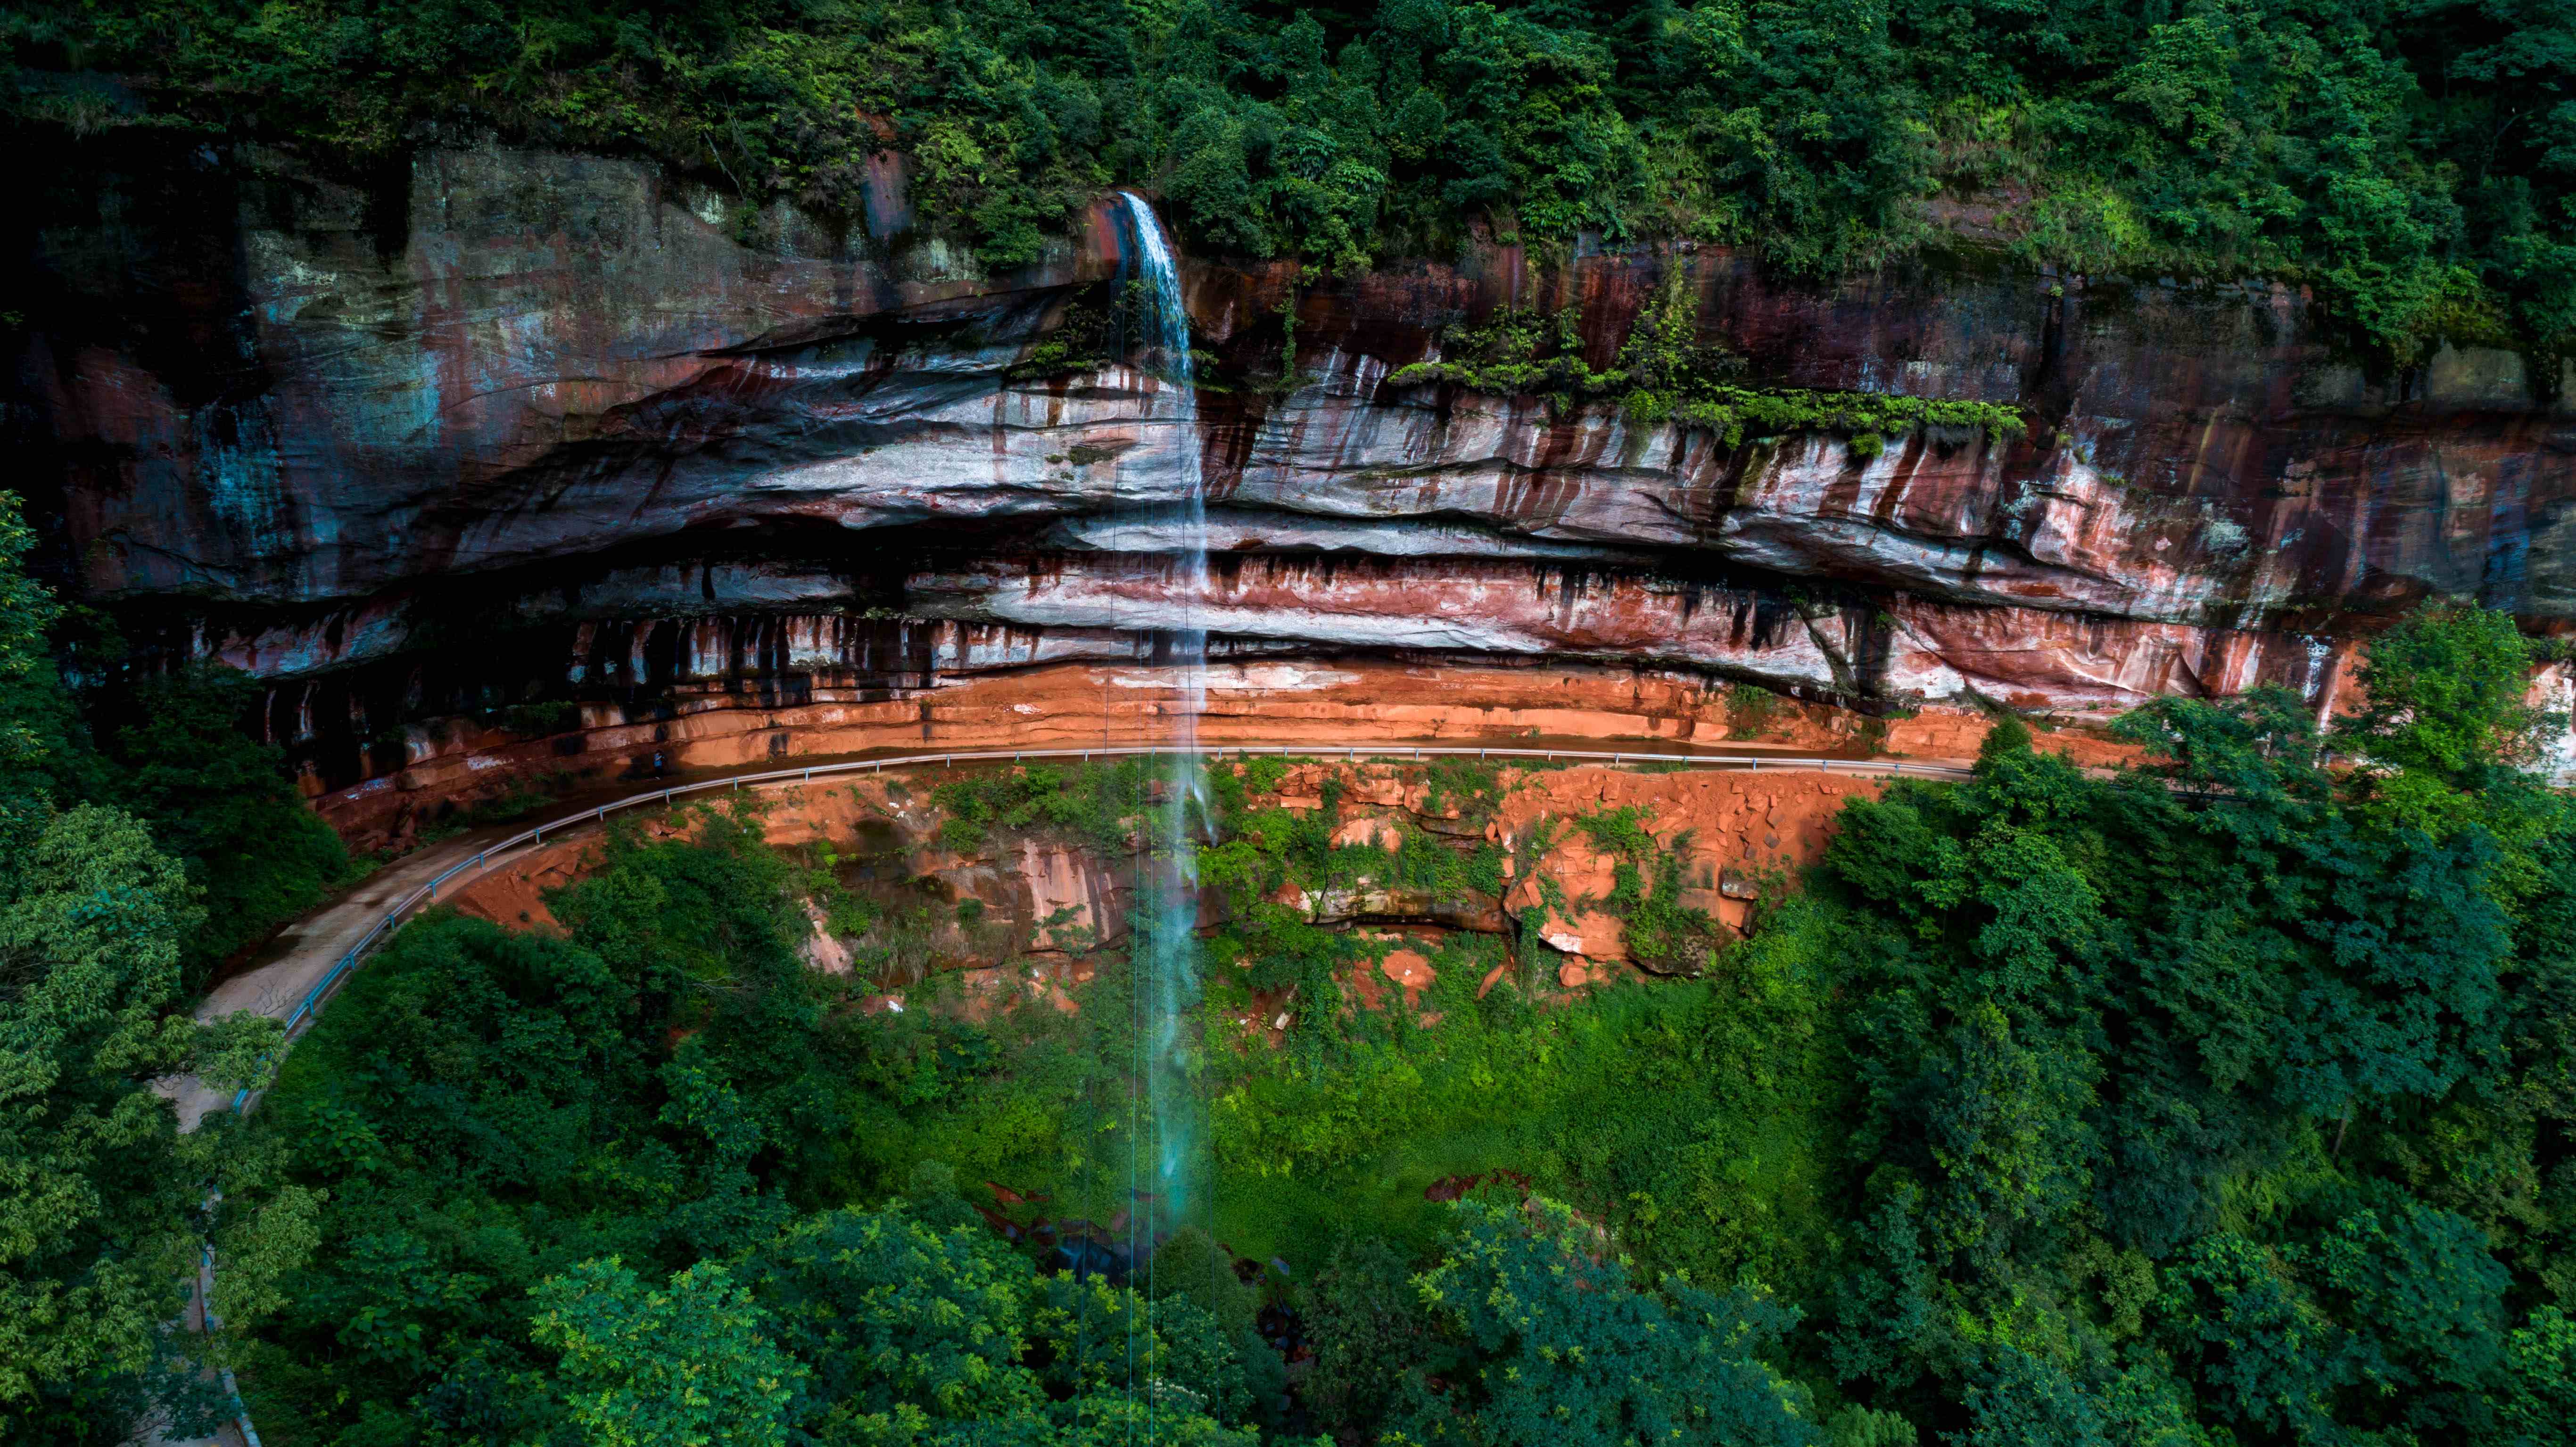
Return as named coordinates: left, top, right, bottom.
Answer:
left=18, top=140, right=2576, bottom=817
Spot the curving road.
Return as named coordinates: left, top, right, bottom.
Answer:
left=149, top=739, right=1978, bottom=1446
left=165, top=740, right=1978, bottom=1125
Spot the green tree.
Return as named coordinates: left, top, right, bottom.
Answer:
left=1031, top=1270, right=1257, bottom=1426
left=2155, top=1233, right=2343, bottom=1440
left=745, top=1204, right=1043, bottom=1431
left=1303, top=1235, right=1436, bottom=1430
left=2345, top=601, right=2546, bottom=785
left=530, top=1257, right=801, bottom=1447
left=2152, top=1204, right=2513, bottom=1443
left=0, top=805, right=204, bottom=1435
left=737, top=1203, right=1270, bottom=1442
left=1418, top=1193, right=1819, bottom=1446
left=107, top=665, right=350, bottom=982
left=1817, top=616, right=2551, bottom=1440
left=1142, top=1226, right=1283, bottom=1424
left=0, top=491, right=85, bottom=856
left=2498, top=1306, right=2576, bottom=1447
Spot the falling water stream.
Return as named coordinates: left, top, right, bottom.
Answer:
left=1117, top=191, right=1211, bottom=1257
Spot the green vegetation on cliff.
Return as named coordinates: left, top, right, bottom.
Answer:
left=1387, top=273, right=2029, bottom=446
left=8, top=0, right=2571, bottom=353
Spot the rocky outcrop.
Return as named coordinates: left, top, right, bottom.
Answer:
left=442, top=753, right=1922, bottom=1003
left=310, top=656, right=1888, bottom=845
left=18, top=140, right=2576, bottom=817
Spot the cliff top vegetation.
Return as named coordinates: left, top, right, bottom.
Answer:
left=4, top=0, right=2570, bottom=357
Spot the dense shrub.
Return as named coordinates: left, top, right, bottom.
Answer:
left=106, top=666, right=353, bottom=985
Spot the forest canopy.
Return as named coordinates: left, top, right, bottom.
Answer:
left=5, top=0, right=2572, bottom=354
left=10, top=598, right=2560, bottom=1447
left=8, top=479, right=2576, bottom=1442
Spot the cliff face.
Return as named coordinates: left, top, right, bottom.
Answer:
left=441, top=757, right=1909, bottom=1003
left=18, top=141, right=2576, bottom=825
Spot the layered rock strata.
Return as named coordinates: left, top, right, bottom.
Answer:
left=315, top=653, right=2166, bottom=851
left=20, top=140, right=2576, bottom=825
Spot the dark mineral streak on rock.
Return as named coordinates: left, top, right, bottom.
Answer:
left=14, top=141, right=2576, bottom=805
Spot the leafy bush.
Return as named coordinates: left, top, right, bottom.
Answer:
left=106, top=665, right=352, bottom=985
left=933, top=760, right=1149, bottom=855
left=1416, top=1193, right=1818, bottom=1446
left=1390, top=277, right=2027, bottom=447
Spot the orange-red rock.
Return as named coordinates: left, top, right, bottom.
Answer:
left=1380, top=949, right=1435, bottom=1006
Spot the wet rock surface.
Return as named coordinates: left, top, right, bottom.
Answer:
left=19, top=141, right=2576, bottom=812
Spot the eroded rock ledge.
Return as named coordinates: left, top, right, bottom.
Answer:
left=322, top=657, right=2141, bottom=851
left=444, top=754, right=1963, bottom=1016
left=19, top=140, right=2576, bottom=823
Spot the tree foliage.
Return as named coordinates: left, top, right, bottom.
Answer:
left=104, top=665, right=352, bottom=984
left=1416, top=1193, right=1820, bottom=1446
left=531, top=1258, right=801, bottom=1447
left=0, top=492, right=318, bottom=1442
left=0, top=806, right=205, bottom=1433
left=8, top=0, right=2573, bottom=347
left=1814, top=601, right=2576, bottom=1444
left=0, top=492, right=85, bottom=857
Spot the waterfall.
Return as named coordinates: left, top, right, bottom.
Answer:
left=1116, top=191, right=1210, bottom=1248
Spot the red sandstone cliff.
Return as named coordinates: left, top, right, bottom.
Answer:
left=18, top=141, right=2576, bottom=823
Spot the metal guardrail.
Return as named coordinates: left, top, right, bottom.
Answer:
left=229, top=743, right=1970, bottom=1110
